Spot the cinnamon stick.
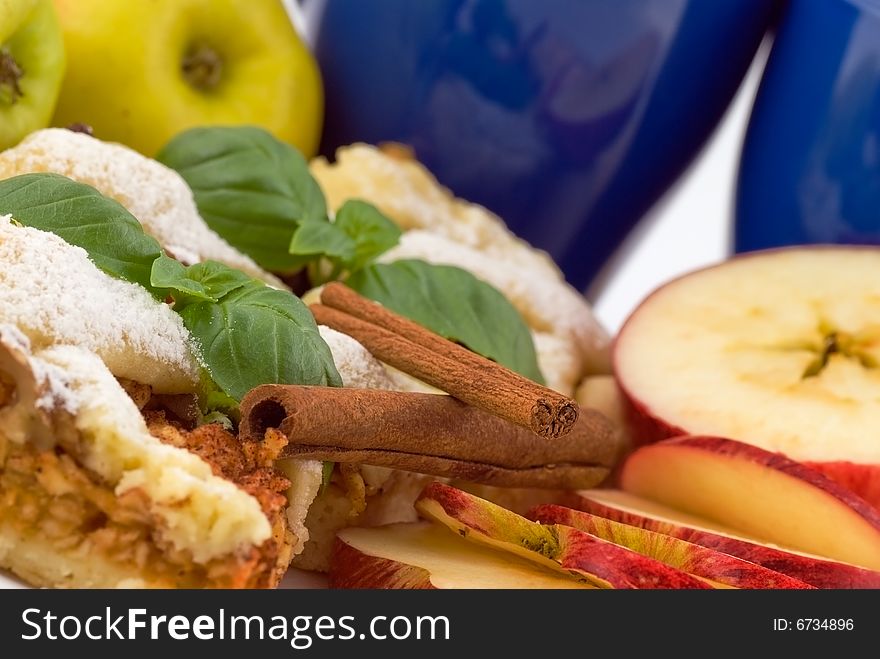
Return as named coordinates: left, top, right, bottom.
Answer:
left=313, top=282, right=579, bottom=438
left=239, top=385, right=616, bottom=490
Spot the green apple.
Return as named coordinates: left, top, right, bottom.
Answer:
left=0, top=0, right=65, bottom=150
left=51, top=0, right=323, bottom=157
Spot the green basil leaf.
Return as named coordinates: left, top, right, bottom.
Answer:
left=157, top=126, right=327, bottom=273
left=289, top=220, right=356, bottom=262
left=288, top=200, right=401, bottom=281
left=194, top=371, right=242, bottom=422
left=152, top=257, right=253, bottom=307
left=333, top=200, right=401, bottom=272
left=347, top=260, right=544, bottom=384
left=321, top=461, right=335, bottom=493
left=201, top=411, right=234, bottom=431
left=178, top=281, right=342, bottom=400
left=181, top=260, right=252, bottom=300
left=150, top=255, right=216, bottom=303
left=0, top=173, right=163, bottom=294
left=203, top=382, right=241, bottom=418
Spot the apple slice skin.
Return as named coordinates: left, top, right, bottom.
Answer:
left=549, top=525, right=711, bottom=589
left=416, top=482, right=711, bottom=590
left=620, top=386, right=880, bottom=510
left=568, top=492, right=880, bottom=589
left=329, top=523, right=596, bottom=589
left=618, top=383, right=880, bottom=511
left=329, top=537, right=434, bottom=589
left=804, top=461, right=880, bottom=511
left=620, top=436, right=880, bottom=571
left=531, top=504, right=813, bottom=589
left=617, top=380, right=685, bottom=449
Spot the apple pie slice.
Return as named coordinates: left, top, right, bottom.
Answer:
left=0, top=325, right=291, bottom=588
left=0, top=215, right=291, bottom=588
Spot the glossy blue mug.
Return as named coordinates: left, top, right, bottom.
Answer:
left=307, top=0, right=775, bottom=289
left=736, top=0, right=880, bottom=252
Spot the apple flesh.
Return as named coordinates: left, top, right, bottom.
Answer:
left=416, top=482, right=711, bottom=589
left=0, top=0, right=65, bottom=149
left=614, top=248, right=880, bottom=508
left=329, top=523, right=594, bottom=589
left=619, top=436, right=880, bottom=571
left=530, top=504, right=812, bottom=589
left=569, top=489, right=880, bottom=589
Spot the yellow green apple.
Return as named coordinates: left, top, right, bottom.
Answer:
left=51, top=0, right=323, bottom=156
left=0, top=0, right=64, bottom=150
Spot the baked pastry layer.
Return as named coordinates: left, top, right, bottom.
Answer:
left=0, top=328, right=292, bottom=588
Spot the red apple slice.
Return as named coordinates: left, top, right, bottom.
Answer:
left=416, top=482, right=711, bottom=589
left=329, top=523, right=593, bottom=589
left=619, top=436, right=880, bottom=570
left=530, top=504, right=811, bottom=589
left=569, top=489, right=880, bottom=589
left=614, top=248, right=880, bottom=508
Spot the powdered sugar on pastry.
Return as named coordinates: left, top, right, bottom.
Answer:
left=317, top=326, right=395, bottom=391
left=0, top=215, right=200, bottom=393
left=0, top=129, right=284, bottom=287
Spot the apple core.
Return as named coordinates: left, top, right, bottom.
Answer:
left=0, top=47, right=24, bottom=105
left=182, top=43, right=223, bottom=92
left=800, top=329, right=877, bottom=379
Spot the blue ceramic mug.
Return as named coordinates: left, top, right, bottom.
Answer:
left=736, top=0, right=880, bottom=252
left=306, top=0, right=775, bottom=289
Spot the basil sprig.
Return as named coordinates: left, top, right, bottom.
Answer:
left=160, top=126, right=404, bottom=281
left=289, top=199, right=402, bottom=282
left=348, top=261, right=544, bottom=384
left=0, top=173, right=342, bottom=403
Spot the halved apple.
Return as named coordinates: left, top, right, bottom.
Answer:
left=329, top=523, right=593, bottom=589
left=569, top=489, right=880, bottom=589
left=614, top=248, right=880, bottom=507
left=530, top=504, right=811, bottom=589
left=619, top=436, right=880, bottom=571
left=416, top=482, right=710, bottom=589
